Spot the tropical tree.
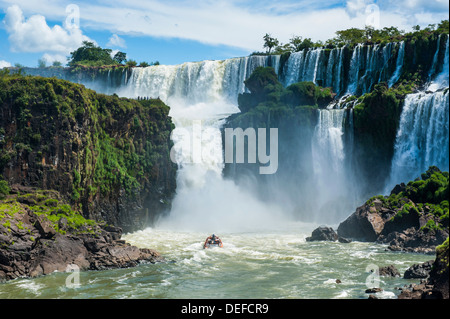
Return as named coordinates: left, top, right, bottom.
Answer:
left=38, top=58, right=46, bottom=68
left=113, top=51, right=127, bottom=64
left=263, top=33, right=279, bottom=54
left=126, top=59, right=137, bottom=67
left=68, top=41, right=115, bottom=66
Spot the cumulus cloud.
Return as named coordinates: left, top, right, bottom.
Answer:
left=0, top=0, right=447, bottom=56
left=107, top=34, right=126, bottom=48
left=0, top=60, right=12, bottom=68
left=346, top=0, right=374, bottom=17
left=2, top=4, right=90, bottom=54
left=41, top=53, right=67, bottom=65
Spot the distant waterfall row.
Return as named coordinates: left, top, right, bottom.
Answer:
left=281, top=42, right=406, bottom=96
left=123, top=40, right=407, bottom=101
left=120, top=55, right=280, bottom=104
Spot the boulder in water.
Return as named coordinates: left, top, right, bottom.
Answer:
left=379, top=265, right=401, bottom=277
left=306, top=226, right=338, bottom=242
left=404, top=260, right=434, bottom=279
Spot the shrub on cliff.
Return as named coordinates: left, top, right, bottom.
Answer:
left=68, top=41, right=127, bottom=67
left=0, top=72, right=176, bottom=231
left=237, top=66, right=333, bottom=116
left=0, top=180, right=9, bottom=199
left=370, top=166, right=449, bottom=232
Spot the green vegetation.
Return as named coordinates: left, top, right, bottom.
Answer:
left=237, top=66, right=332, bottom=114
left=0, top=71, right=175, bottom=217
left=353, top=82, right=408, bottom=152
left=68, top=41, right=127, bottom=67
left=0, top=178, right=9, bottom=200
left=435, top=237, right=449, bottom=269
left=263, top=33, right=280, bottom=54
left=37, top=59, right=47, bottom=68
left=66, top=41, right=160, bottom=69
left=0, top=189, right=98, bottom=234
left=226, top=66, right=332, bottom=143
left=368, top=166, right=449, bottom=232
left=255, top=19, right=449, bottom=54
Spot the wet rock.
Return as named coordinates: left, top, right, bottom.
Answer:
left=338, top=236, right=352, bottom=243
left=337, top=203, right=388, bottom=241
left=306, top=226, right=338, bottom=242
left=398, top=239, right=448, bottom=299
left=404, top=260, right=434, bottom=279
left=390, top=183, right=406, bottom=196
left=0, top=205, right=165, bottom=282
left=365, top=287, right=383, bottom=293
left=379, top=265, right=401, bottom=277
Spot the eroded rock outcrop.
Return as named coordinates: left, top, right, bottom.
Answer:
left=0, top=74, right=176, bottom=232
left=337, top=167, right=449, bottom=254
left=398, top=238, right=449, bottom=299
left=0, top=189, right=163, bottom=282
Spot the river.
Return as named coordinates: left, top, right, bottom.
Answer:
left=0, top=221, right=432, bottom=299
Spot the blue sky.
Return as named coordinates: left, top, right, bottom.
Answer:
left=0, top=0, right=448, bottom=68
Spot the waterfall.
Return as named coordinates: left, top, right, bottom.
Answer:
left=281, top=41, right=404, bottom=97
left=311, top=109, right=357, bottom=222
left=388, top=41, right=405, bottom=87
left=386, top=90, right=449, bottom=190
left=313, top=110, right=346, bottom=176
left=325, top=46, right=345, bottom=95
left=429, top=34, right=443, bottom=80
left=346, top=43, right=398, bottom=95
left=118, top=55, right=287, bottom=231
left=428, top=36, right=449, bottom=91
left=386, top=35, right=449, bottom=192
left=19, top=35, right=447, bottom=226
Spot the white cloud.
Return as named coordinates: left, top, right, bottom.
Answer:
left=346, top=0, right=374, bottom=17
left=107, top=34, right=126, bottom=48
left=2, top=4, right=90, bottom=54
left=41, top=53, right=67, bottom=65
left=0, top=1, right=447, bottom=56
left=0, top=60, right=12, bottom=68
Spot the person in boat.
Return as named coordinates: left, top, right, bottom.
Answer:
left=204, top=234, right=223, bottom=248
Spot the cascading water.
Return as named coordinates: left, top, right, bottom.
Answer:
left=282, top=41, right=405, bottom=97
left=386, top=36, right=449, bottom=191
left=388, top=41, right=405, bottom=87
left=20, top=35, right=447, bottom=222
left=5, top=38, right=447, bottom=300
left=311, top=108, right=357, bottom=222
left=386, top=90, right=449, bottom=191
left=118, top=56, right=288, bottom=232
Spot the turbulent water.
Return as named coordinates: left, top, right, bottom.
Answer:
left=2, top=37, right=448, bottom=299
left=0, top=223, right=432, bottom=299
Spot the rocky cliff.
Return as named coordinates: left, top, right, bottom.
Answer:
left=337, top=166, right=449, bottom=254
left=0, top=185, right=163, bottom=281
left=0, top=72, right=177, bottom=232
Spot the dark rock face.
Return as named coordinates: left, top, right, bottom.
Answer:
left=337, top=199, right=389, bottom=242
left=383, top=228, right=448, bottom=254
left=0, top=76, right=177, bottom=233
left=306, top=226, right=351, bottom=243
left=379, top=265, right=401, bottom=277
left=403, top=260, right=434, bottom=279
left=337, top=198, right=448, bottom=254
left=398, top=240, right=449, bottom=299
left=306, top=226, right=338, bottom=241
left=0, top=209, right=163, bottom=282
